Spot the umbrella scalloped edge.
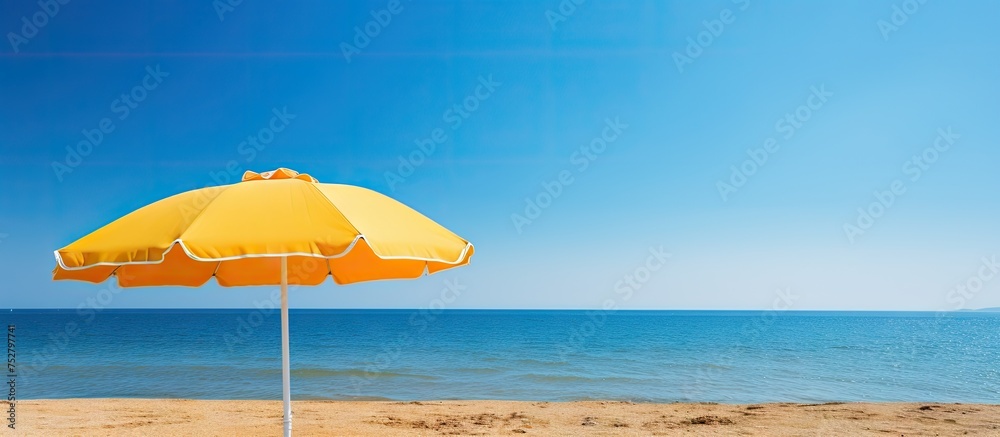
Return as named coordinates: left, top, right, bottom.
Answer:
left=52, top=236, right=474, bottom=287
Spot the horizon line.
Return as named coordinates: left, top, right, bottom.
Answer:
left=5, top=307, right=999, bottom=312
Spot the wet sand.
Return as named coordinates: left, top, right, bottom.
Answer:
left=13, top=399, right=1000, bottom=436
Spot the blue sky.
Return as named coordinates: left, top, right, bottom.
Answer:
left=2, top=1, right=999, bottom=310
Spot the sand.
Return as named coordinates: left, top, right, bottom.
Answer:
left=11, top=399, right=1000, bottom=436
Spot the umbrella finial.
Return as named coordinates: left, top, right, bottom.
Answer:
left=241, top=168, right=318, bottom=183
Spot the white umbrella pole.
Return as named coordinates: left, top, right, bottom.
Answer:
left=281, top=256, right=292, bottom=437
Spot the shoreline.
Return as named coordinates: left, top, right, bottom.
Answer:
left=14, top=399, right=1000, bottom=436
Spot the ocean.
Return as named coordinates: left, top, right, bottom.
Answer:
left=5, top=309, right=999, bottom=404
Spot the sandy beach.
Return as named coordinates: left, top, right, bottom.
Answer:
left=11, top=399, right=1000, bottom=436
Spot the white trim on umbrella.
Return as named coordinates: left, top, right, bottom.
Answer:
left=53, top=237, right=474, bottom=270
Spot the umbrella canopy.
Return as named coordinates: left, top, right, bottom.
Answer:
left=52, top=167, right=474, bottom=436
left=54, top=167, right=473, bottom=286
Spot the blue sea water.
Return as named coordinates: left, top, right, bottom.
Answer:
left=4, top=309, right=999, bottom=404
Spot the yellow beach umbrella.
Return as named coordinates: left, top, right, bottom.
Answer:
left=52, top=167, right=474, bottom=436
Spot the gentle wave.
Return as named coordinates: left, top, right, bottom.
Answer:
left=518, top=374, right=639, bottom=384
left=273, top=368, right=439, bottom=380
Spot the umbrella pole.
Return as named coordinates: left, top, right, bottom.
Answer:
left=281, top=256, right=292, bottom=437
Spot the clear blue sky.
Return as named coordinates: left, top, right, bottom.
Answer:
left=2, top=1, right=999, bottom=310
